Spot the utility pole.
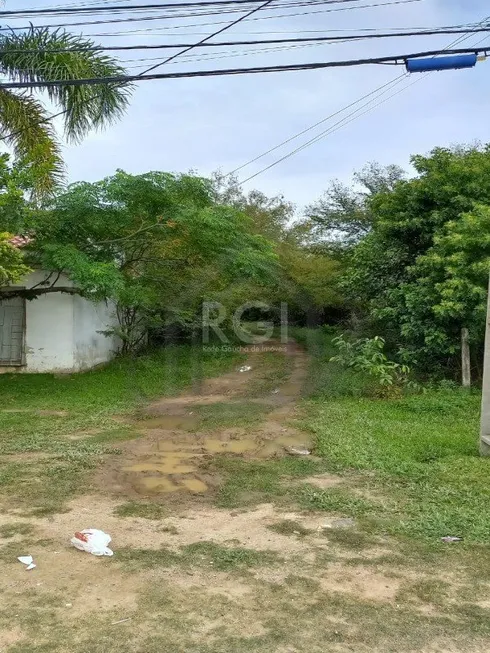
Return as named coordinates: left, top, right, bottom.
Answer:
left=480, top=276, right=490, bottom=456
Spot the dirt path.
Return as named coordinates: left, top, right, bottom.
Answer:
left=101, top=340, right=312, bottom=501
left=2, top=343, right=489, bottom=652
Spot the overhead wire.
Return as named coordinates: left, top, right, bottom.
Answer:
left=0, top=0, right=414, bottom=16
left=0, top=0, right=277, bottom=142
left=2, top=28, right=489, bottom=53
left=235, top=17, right=490, bottom=182
left=0, top=0, right=426, bottom=32
left=1, top=47, right=487, bottom=89
left=88, top=22, right=477, bottom=37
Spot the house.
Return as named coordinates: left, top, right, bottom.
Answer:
left=0, top=239, right=121, bottom=373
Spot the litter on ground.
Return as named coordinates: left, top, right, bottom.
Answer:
left=71, top=529, right=114, bottom=556
left=18, top=555, right=36, bottom=570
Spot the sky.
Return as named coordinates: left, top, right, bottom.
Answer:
left=5, top=0, right=490, bottom=210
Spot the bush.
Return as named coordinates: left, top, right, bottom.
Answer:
left=330, top=334, right=411, bottom=393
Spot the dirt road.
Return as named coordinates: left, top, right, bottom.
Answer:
left=2, top=343, right=488, bottom=652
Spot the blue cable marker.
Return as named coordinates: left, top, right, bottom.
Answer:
left=406, top=53, right=478, bottom=73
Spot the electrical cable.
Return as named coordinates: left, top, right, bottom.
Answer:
left=228, top=74, right=406, bottom=175
left=0, top=0, right=276, bottom=142
left=2, top=28, right=489, bottom=54
left=1, top=0, right=426, bottom=32
left=239, top=73, right=414, bottom=182
left=0, top=0, right=408, bottom=16
left=88, top=22, right=476, bottom=37
left=0, top=47, right=487, bottom=89
left=234, top=17, right=490, bottom=182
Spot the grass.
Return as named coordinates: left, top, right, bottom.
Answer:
left=116, top=541, right=281, bottom=572
left=0, top=522, right=34, bottom=539
left=194, top=401, right=269, bottom=430
left=0, top=345, right=240, bottom=514
left=292, top=328, right=490, bottom=544
left=114, top=501, right=168, bottom=520
left=267, top=520, right=312, bottom=537
left=212, top=456, right=325, bottom=508
left=2, top=329, right=490, bottom=652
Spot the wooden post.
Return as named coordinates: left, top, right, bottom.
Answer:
left=480, top=275, right=490, bottom=455
left=461, top=328, right=471, bottom=388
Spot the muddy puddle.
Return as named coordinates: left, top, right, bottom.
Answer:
left=122, top=433, right=311, bottom=495
left=139, top=415, right=201, bottom=430
left=109, top=342, right=311, bottom=498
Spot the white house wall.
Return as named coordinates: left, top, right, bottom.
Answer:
left=25, top=270, right=75, bottom=372
left=3, top=269, right=121, bottom=373
left=73, top=296, right=120, bottom=371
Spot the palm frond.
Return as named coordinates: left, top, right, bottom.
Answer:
left=0, top=27, right=132, bottom=141
left=0, top=88, right=64, bottom=196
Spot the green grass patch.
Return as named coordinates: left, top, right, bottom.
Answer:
left=117, top=541, right=280, bottom=572
left=195, top=401, right=269, bottom=431
left=0, top=522, right=34, bottom=539
left=213, top=456, right=325, bottom=509
left=296, top=329, right=490, bottom=543
left=322, top=528, right=376, bottom=551
left=114, top=501, right=167, bottom=520
left=0, top=346, right=239, bottom=514
left=267, top=520, right=312, bottom=537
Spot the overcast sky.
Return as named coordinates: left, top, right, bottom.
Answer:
left=6, top=0, right=490, bottom=209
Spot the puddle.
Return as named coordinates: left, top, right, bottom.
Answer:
left=124, top=461, right=197, bottom=474
left=139, top=415, right=200, bottom=430
left=141, top=476, right=208, bottom=493
left=158, top=441, right=201, bottom=453
left=122, top=433, right=312, bottom=496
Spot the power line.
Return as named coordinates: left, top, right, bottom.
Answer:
left=3, top=28, right=489, bottom=54
left=0, top=47, right=487, bottom=89
left=0, top=0, right=400, bottom=16
left=235, top=18, right=490, bottom=182
left=0, top=0, right=275, bottom=144
left=89, top=22, right=477, bottom=37
left=229, top=74, right=406, bottom=175
left=240, top=74, right=414, bottom=182
left=139, top=0, right=275, bottom=75
left=1, top=0, right=425, bottom=32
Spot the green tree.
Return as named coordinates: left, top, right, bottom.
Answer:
left=0, top=233, right=30, bottom=285
left=0, top=27, right=130, bottom=194
left=343, top=145, right=490, bottom=372
left=306, top=162, right=405, bottom=249
left=0, top=154, right=35, bottom=283
left=7, top=171, right=278, bottom=351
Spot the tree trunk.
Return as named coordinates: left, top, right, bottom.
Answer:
left=461, top=328, right=471, bottom=388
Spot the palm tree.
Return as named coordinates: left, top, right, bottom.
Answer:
left=0, top=27, right=131, bottom=194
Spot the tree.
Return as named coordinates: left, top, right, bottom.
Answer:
left=212, top=171, right=345, bottom=324
left=305, top=162, right=405, bottom=249
left=342, top=145, right=490, bottom=373
left=0, top=27, right=130, bottom=194
left=0, top=154, right=35, bottom=283
left=7, top=170, right=278, bottom=351
left=0, top=233, right=30, bottom=285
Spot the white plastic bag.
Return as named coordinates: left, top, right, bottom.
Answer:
left=71, top=529, right=114, bottom=556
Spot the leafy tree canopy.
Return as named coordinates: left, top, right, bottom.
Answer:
left=342, top=145, right=490, bottom=371
left=12, top=170, right=279, bottom=349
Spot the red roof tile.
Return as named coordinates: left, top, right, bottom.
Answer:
left=8, top=235, right=32, bottom=248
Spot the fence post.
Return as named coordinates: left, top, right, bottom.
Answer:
left=461, top=328, right=471, bottom=388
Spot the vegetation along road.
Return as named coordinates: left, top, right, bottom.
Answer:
left=0, top=330, right=488, bottom=652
